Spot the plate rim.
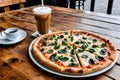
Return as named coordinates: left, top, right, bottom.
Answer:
left=28, top=38, right=118, bottom=78
left=0, top=29, right=27, bottom=45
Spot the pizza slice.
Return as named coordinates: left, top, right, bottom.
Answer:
left=74, top=44, right=113, bottom=74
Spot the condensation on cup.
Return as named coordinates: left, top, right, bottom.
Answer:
left=33, top=7, right=52, bottom=34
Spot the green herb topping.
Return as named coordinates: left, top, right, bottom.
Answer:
left=58, top=56, right=69, bottom=62
left=71, top=49, right=76, bottom=55
left=40, top=48, right=44, bottom=52
left=47, top=49, right=53, bottom=53
left=100, top=49, right=107, bottom=55
left=100, top=43, right=106, bottom=48
left=70, top=36, right=74, bottom=41
left=88, top=48, right=95, bottom=53
left=81, top=55, right=88, bottom=59
left=44, top=37, right=48, bottom=41
left=92, top=45, right=99, bottom=48
left=58, top=49, right=67, bottom=54
left=62, top=40, right=68, bottom=46
left=54, top=45, right=60, bottom=50
left=82, top=37, right=87, bottom=40
left=42, top=41, right=46, bottom=46
left=50, top=54, right=58, bottom=61
left=95, top=56, right=104, bottom=61
left=77, top=49, right=84, bottom=53
left=75, top=41, right=80, bottom=44
left=89, top=58, right=94, bottom=65
left=93, top=39, right=97, bottom=43
left=60, top=35, right=64, bottom=39
left=68, top=63, right=79, bottom=67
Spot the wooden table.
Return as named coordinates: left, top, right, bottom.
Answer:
left=0, top=5, right=120, bottom=80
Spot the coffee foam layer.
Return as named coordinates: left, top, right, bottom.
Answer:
left=33, top=7, right=52, bottom=14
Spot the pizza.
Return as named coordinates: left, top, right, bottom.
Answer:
left=32, top=30, right=117, bottom=75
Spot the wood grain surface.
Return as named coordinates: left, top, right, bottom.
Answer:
left=0, top=5, right=119, bottom=80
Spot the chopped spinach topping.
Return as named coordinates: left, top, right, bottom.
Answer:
left=82, top=37, right=87, bottom=40
left=95, top=56, right=104, bottom=61
left=93, top=39, right=97, bottom=42
left=58, top=49, right=67, bottom=54
left=50, top=54, right=58, bottom=61
left=48, top=43, right=55, bottom=46
left=77, top=49, right=84, bottom=53
left=60, top=35, right=64, bottom=39
left=58, top=56, right=69, bottom=62
left=50, top=35, right=56, bottom=40
left=88, top=42, right=91, bottom=44
left=92, top=45, right=99, bottom=48
left=54, top=45, right=60, bottom=50
left=93, top=39, right=97, bottom=43
left=71, top=57, right=75, bottom=62
left=68, top=63, right=79, bottom=67
left=88, top=48, right=95, bottom=53
left=100, top=49, right=107, bottom=55
left=62, top=40, right=68, bottom=46
left=70, top=36, right=74, bottom=42
left=68, top=36, right=71, bottom=38
left=82, top=44, right=88, bottom=49
left=75, top=41, right=80, bottom=44
left=55, top=40, right=58, bottom=45
left=80, top=41, right=86, bottom=44
left=44, top=37, right=48, bottom=41
left=40, top=48, right=44, bottom=52
left=57, top=36, right=60, bottom=39
left=89, top=58, right=94, bottom=65
left=64, top=38, right=68, bottom=42
left=66, top=45, right=71, bottom=49
left=47, top=49, right=53, bottom=53
left=42, top=42, right=46, bottom=46
left=81, top=55, right=88, bottom=59
left=100, top=43, right=106, bottom=48
left=71, top=49, right=76, bottom=55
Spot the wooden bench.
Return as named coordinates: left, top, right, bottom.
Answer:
left=0, top=0, right=26, bottom=12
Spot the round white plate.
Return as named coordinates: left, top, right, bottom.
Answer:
left=28, top=38, right=118, bottom=78
left=0, top=30, right=27, bottom=45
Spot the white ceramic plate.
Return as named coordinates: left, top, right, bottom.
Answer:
left=0, top=30, right=27, bottom=45
left=28, top=38, right=118, bottom=78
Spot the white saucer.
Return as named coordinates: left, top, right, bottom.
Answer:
left=0, top=30, right=27, bottom=45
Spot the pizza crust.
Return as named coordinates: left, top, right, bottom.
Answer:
left=83, top=59, right=112, bottom=74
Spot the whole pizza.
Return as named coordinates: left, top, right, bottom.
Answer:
left=32, top=30, right=117, bottom=75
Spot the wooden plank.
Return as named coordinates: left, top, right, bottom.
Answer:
left=0, top=59, right=27, bottom=80
left=8, top=10, right=120, bottom=33
left=105, top=65, right=120, bottom=80
left=0, top=15, right=36, bottom=31
left=92, top=75, right=113, bottom=80
left=0, top=0, right=26, bottom=7
left=51, top=11, right=120, bottom=31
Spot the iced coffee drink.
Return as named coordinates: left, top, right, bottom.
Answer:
left=33, top=7, right=52, bottom=34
